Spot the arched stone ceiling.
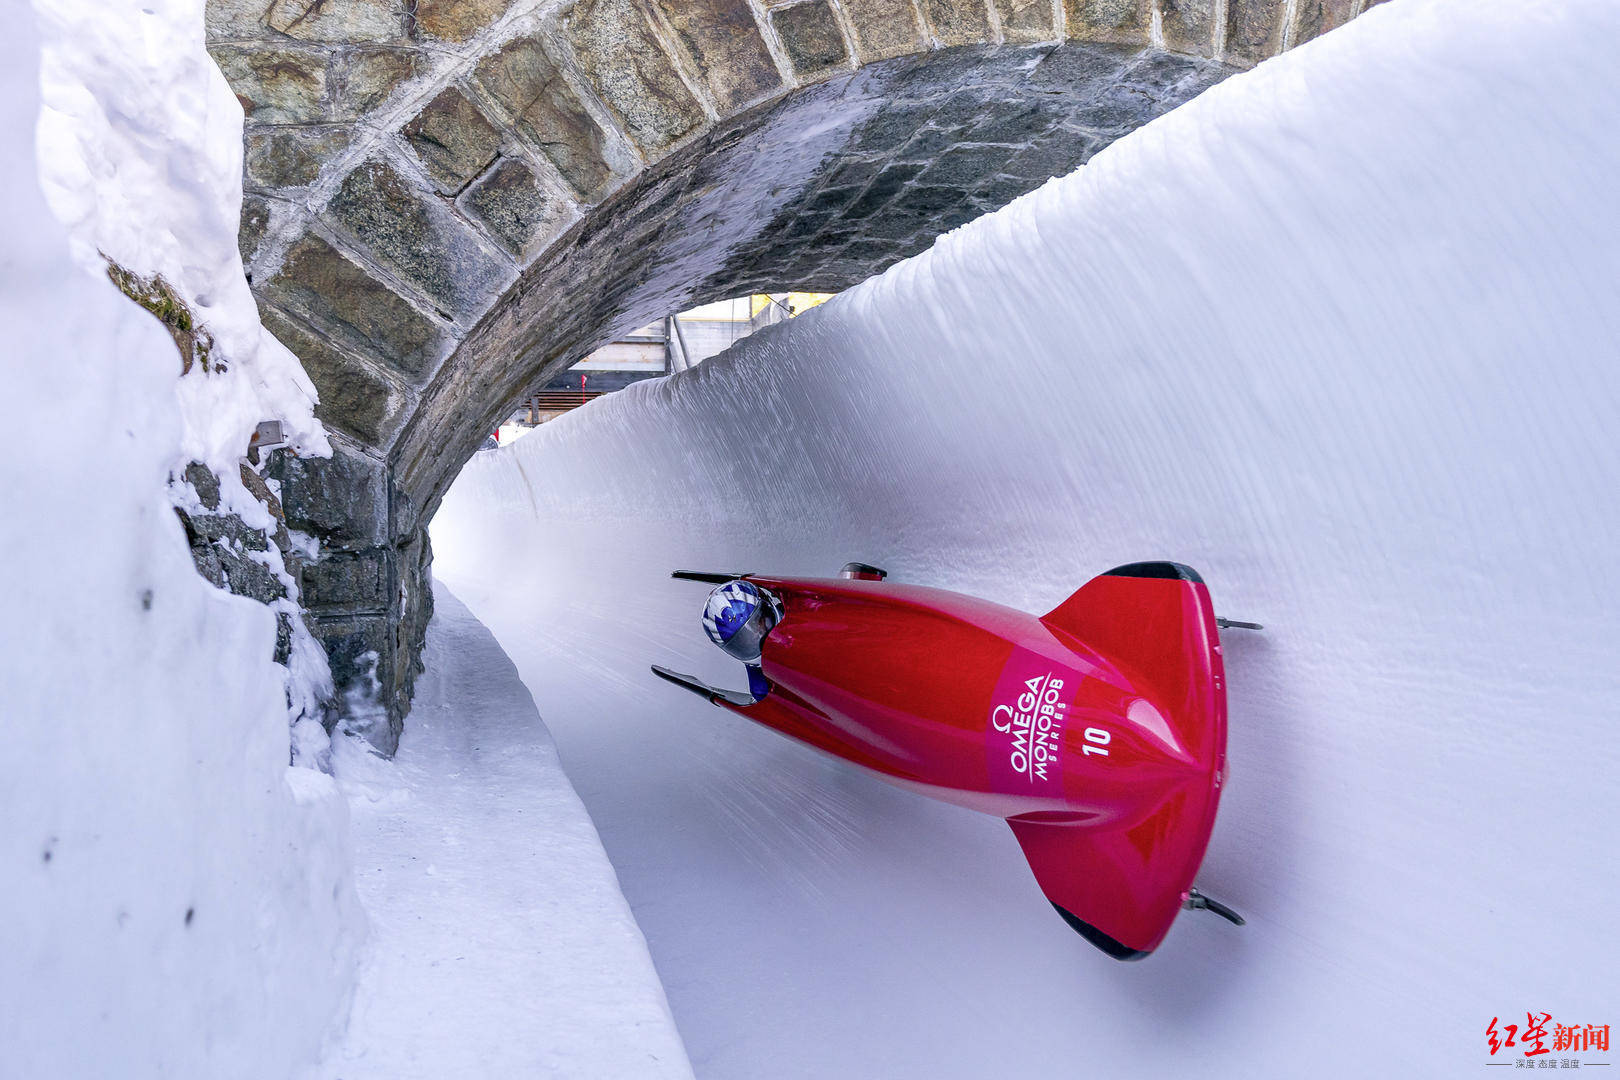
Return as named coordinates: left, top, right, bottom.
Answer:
left=207, top=0, right=1376, bottom=746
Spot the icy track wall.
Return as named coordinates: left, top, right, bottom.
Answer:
left=0, top=6, right=361, bottom=1078
left=434, top=0, right=1620, bottom=1074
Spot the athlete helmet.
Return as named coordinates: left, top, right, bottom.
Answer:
left=702, top=579, right=780, bottom=663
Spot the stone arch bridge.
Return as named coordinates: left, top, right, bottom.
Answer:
left=208, top=0, right=1376, bottom=750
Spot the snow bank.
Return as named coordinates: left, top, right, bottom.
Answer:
left=310, top=582, right=693, bottom=1079
left=32, top=0, right=329, bottom=474
left=435, top=0, right=1620, bottom=1074
left=0, top=9, right=360, bottom=1078
left=33, top=0, right=340, bottom=742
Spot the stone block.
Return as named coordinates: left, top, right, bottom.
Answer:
left=302, top=550, right=388, bottom=608
left=1028, top=40, right=1135, bottom=94
left=245, top=126, right=351, bottom=188
left=217, top=544, right=288, bottom=604
left=844, top=161, right=925, bottom=217
left=915, top=143, right=1012, bottom=186
left=840, top=0, right=923, bottom=61
left=274, top=611, right=295, bottom=667
left=803, top=183, right=862, bottom=214
left=882, top=40, right=1013, bottom=97
left=394, top=529, right=434, bottom=705
left=851, top=101, right=939, bottom=155
left=1221, top=0, right=1285, bottom=62
left=778, top=211, right=835, bottom=240
left=1119, top=48, right=1206, bottom=92
left=1001, top=129, right=1099, bottom=180
left=1063, top=0, right=1149, bottom=43
left=180, top=506, right=271, bottom=552
left=771, top=1, right=848, bottom=79
left=185, top=535, right=229, bottom=590
left=239, top=194, right=270, bottom=265
left=935, top=199, right=982, bottom=230
left=267, top=442, right=390, bottom=548
left=263, top=232, right=442, bottom=377
left=653, top=0, right=781, bottom=111
left=1157, top=0, right=1215, bottom=56
left=330, top=48, right=423, bottom=121
left=837, top=237, right=903, bottom=264
left=475, top=36, right=617, bottom=201
left=463, top=158, right=567, bottom=256
left=413, top=0, right=513, bottom=41
left=994, top=0, right=1056, bottom=43
left=920, top=0, right=993, bottom=46
left=858, top=208, right=929, bottom=240
left=327, top=158, right=509, bottom=318
left=1114, top=49, right=1229, bottom=108
left=825, top=155, right=890, bottom=190
left=567, top=0, right=706, bottom=155
left=889, top=182, right=968, bottom=216
left=209, top=45, right=327, bottom=125
left=391, top=480, right=424, bottom=545
left=893, top=125, right=961, bottom=162
left=966, top=98, right=1062, bottom=144
left=265, top=0, right=405, bottom=43
left=261, top=305, right=404, bottom=446
left=922, top=88, right=996, bottom=132
left=973, top=172, right=1042, bottom=205
left=402, top=88, right=503, bottom=194
left=1065, top=80, right=1164, bottom=132
left=184, top=462, right=222, bottom=510
left=206, top=0, right=271, bottom=41
left=1287, top=0, right=1357, bottom=53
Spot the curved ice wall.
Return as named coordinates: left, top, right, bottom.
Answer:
left=435, top=1, right=1620, bottom=1074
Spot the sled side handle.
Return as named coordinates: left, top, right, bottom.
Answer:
left=672, top=570, right=752, bottom=584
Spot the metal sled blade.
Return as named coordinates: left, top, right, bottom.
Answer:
left=1184, top=888, right=1246, bottom=925
left=672, top=570, right=752, bottom=584
left=650, top=664, right=757, bottom=708
left=1215, top=617, right=1264, bottom=631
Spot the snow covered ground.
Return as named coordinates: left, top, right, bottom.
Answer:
left=308, top=583, right=692, bottom=1080
left=434, top=0, right=1620, bottom=1075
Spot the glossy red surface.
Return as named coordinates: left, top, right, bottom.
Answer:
left=719, top=568, right=1228, bottom=957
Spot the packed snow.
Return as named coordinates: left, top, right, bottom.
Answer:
left=1, top=9, right=360, bottom=1077
left=308, top=583, right=693, bottom=1079
left=434, top=0, right=1620, bottom=1075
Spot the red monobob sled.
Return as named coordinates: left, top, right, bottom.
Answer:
left=652, top=560, right=1254, bottom=959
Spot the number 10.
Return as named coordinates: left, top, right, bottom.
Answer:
left=1082, top=727, right=1111, bottom=757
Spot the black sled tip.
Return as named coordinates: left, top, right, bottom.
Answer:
left=671, top=570, right=750, bottom=584
left=1050, top=904, right=1151, bottom=961
left=651, top=664, right=717, bottom=703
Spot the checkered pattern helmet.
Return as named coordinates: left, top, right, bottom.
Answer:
left=702, top=579, right=778, bottom=663
left=704, top=580, right=761, bottom=646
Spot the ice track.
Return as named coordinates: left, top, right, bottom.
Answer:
left=433, top=0, right=1620, bottom=1075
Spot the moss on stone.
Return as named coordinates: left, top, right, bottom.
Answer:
left=104, top=260, right=222, bottom=374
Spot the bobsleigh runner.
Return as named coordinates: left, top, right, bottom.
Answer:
left=651, top=561, right=1259, bottom=960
